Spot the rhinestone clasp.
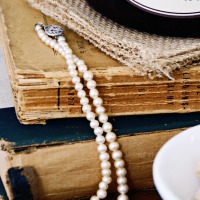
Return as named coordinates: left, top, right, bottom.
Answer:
left=44, top=24, right=64, bottom=37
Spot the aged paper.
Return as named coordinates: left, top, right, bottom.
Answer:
left=0, top=48, right=13, bottom=108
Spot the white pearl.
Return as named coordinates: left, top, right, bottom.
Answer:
left=114, top=159, right=125, bottom=168
left=57, top=36, right=65, bottom=42
left=80, top=97, right=89, bottom=105
left=38, top=32, right=45, bottom=39
left=61, top=51, right=66, bottom=57
left=65, top=49, right=72, bottom=54
left=57, top=48, right=64, bottom=55
left=102, top=176, right=112, bottom=184
left=45, top=37, right=52, bottom=46
left=86, top=111, right=95, bottom=121
left=59, top=42, right=69, bottom=50
left=35, top=27, right=42, bottom=33
left=65, top=53, right=73, bottom=59
left=63, top=47, right=72, bottom=54
left=101, top=161, right=111, bottom=169
left=90, top=196, right=99, bottom=200
left=101, top=169, right=111, bottom=176
left=66, top=58, right=74, bottom=65
left=75, top=83, right=83, bottom=91
left=50, top=40, right=56, bottom=48
left=98, top=113, right=108, bottom=123
left=97, top=189, right=107, bottom=199
left=90, top=120, right=99, bottom=129
left=99, top=181, right=108, bottom=190
left=77, top=90, right=86, bottom=98
left=117, top=184, right=129, bottom=194
left=99, top=152, right=110, bottom=161
left=109, top=142, right=119, bottom=151
left=87, top=80, right=97, bottom=89
left=63, top=46, right=70, bottom=52
left=83, top=71, right=93, bottom=81
left=37, top=28, right=44, bottom=33
left=117, top=194, right=129, bottom=200
left=69, top=69, right=78, bottom=77
left=89, top=89, right=99, bottom=99
left=117, top=177, right=127, bottom=185
left=57, top=47, right=63, bottom=54
left=82, top=105, right=92, bottom=113
left=102, top=122, right=112, bottom=133
left=35, top=24, right=42, bottom=31
left=38, top=30, right=45, bottom=38
left=97, top=144, right=107, bottom=153
left=78, top=64, right=88, bottom=73
left=73, top=56, right=79, bottom=63
left=72, top=76, right=80, bottom=84
left=37, top=28, right=44, bottom=32
left=58, top=40, right=66, bottom=47
left=59, top=42, right=66, bottom=47
left=105, top=132, right=116, bottom=142
left=95, top=106, right=105, bottom=114
left=96, top=135, right=105, bottom=144
left=76, top=59, right=85, bottom=65
left=68, top=64, right=76, bottom=71
left=93, top=97, right=103, bottom=107
left=112, top=150, right=123, bottom=160
left=54, top=43, right=60, bottom=51
left=41, top=35, right=48, bottom=42
left=94, top=127, right=103, bottom=135
left=62, top=43, right=69, bottom=49
left=116, top=168, right=127, bottom=177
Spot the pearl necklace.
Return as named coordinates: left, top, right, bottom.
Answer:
left=35, top=22, right=129, bottom=200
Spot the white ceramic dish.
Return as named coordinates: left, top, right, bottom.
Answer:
left=153, top=125, right=200, bottom=200
left=127, top=0, right=200, bottom=18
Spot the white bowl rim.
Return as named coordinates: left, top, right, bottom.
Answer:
left=127, top=0, right=200, bottom=18
left=153, top=124, right=200, bottom=200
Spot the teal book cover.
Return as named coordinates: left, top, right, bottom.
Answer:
left=0, top=179, right=8, bottom=200
left=0, top=108, right=200, bottom=147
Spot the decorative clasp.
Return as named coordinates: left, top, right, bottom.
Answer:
left=44, top=24, right=64, bottom=37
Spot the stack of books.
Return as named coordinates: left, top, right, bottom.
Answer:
left=0, top=0, right=199, bottom=199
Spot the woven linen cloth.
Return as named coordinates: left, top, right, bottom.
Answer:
left=27, top=0, right=200, bottom=79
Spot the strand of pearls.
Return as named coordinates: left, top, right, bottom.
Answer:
left=35, top=23, right=129, bottom=200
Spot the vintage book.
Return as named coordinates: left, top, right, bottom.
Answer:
left=0, top=108, right=199, bottom=199
left=0, top=178, right=166, bottom=200
left=0, top=0, right=200, bottom=124
left=0, top=178, right=167, bottom=200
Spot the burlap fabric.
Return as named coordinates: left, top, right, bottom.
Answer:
left=27, top=0, right=200, bottom=79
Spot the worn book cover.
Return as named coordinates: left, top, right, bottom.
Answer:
left=0, top=108, right=200, bottom=199
left=0, top=0, right=200, bottom=124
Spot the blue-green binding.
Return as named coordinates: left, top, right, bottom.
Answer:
left=0, top=108, right=199, bottom=148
